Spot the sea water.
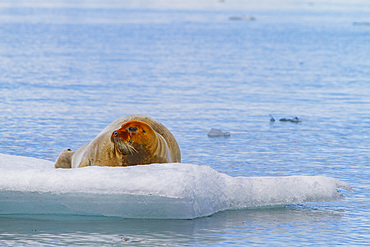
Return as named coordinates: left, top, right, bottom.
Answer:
left=0, top=0, right=369, bottom=246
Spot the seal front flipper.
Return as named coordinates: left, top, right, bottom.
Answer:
left=54, top=149, right=75, bottom=168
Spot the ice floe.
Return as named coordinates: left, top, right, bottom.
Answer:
left=0, top=154, right=351, bottom=219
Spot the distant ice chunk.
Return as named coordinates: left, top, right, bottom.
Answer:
left=0, top=154, right=351, bottom=219
left=229, top=16, right=256, bottom=21
left=208, top=129, right=231, bottom=137
left=353, top=21, right=370, bottom=26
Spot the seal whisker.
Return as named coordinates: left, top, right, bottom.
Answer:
left=126, top=143, right=138, bottom=155
left=116, top=141, right=138, bottom=155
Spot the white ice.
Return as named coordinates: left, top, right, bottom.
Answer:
left=207, top=128, right=231, bottom=137
left=0, top=153, right=351, bottom=219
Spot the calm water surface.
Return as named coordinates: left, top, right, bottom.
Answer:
left=0, top=0, right=369, bottom=246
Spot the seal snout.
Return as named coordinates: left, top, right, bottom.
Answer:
left=111, top=128, right=138, bottom=155
left=111, top=128, right=130, bottom=141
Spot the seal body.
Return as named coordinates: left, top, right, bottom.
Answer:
left=55, top=115, right=181, bottom=168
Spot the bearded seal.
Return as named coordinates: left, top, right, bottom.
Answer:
left=54, top=114, right=181, bottom=168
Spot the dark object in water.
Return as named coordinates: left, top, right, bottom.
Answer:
left=229, top=16, right=256, bottom=21
left=208, top=129, right=231, bottom=137
left=269, top=114, right=275, bottom=122
left=279, top=117, right=302, bottom=123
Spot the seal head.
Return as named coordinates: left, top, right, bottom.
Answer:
left=111, top=120, right=157, bottom=156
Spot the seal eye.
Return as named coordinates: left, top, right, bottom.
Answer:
left=142, top=130, right=146, bottom=134
left=128, top=126, right=138, bottom=132
left=113, top=131, right=118, bottom=137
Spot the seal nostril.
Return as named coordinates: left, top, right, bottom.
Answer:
left=113, top=131, right=118, bottom=137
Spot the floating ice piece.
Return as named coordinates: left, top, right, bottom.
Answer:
left=353, top=22, right=370, bottom=26
left=208, top=129, right=231, bottom=137
left=0, top=154, right=351, bottom=219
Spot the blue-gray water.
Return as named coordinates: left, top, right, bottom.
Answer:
left=0, top=0, right=369, bottom=246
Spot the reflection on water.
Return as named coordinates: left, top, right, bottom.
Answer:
left=0, top=206, right=348, bottom=246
